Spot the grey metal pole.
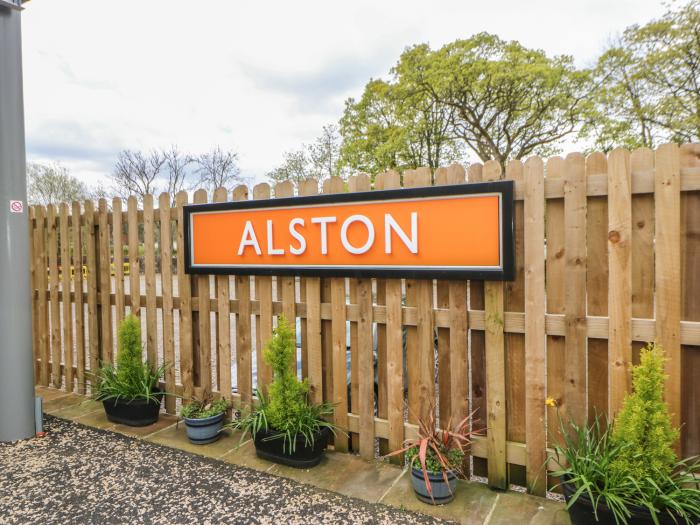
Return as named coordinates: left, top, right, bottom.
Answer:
left=0, top=1, right=36, bottom=442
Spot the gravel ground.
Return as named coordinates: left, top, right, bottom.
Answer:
left=0, top=416, right=450, bottom=525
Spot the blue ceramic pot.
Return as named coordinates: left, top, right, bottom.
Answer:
left=410, top=467, right=458, bottom=505
left=183, top=412, right=224, bottom=445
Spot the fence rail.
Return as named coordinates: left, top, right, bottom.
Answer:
left=29, top=144, right=700, bottom=495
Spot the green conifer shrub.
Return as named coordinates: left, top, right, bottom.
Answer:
left=93, top=314, right=167, bottom=402
left=610, top=342, right=679, bottom=480
left=229, top=315, right=337, bottom=453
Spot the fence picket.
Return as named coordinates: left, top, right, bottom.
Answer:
left=60, top=203, right=74, bottom=390
left=83, top=200, right=99, bottom=384
left=112, top=197, right=125, bottom=326
left=175, top=191, right=194, bottom=401
left=47, top=205, right=61, bottom=388
left=143, top=195, right=157, bottom=368
left=586, top=153, right=609, bottom=421
left=655, top=144, right=681, bottom=444
left=564, top=153, right=587, bottom=426
left=608, top=148, right=633, bottom=416
left=483, top=160, right=507, bottom=490
left=193, top=189, right=211, bottom=397
left=233, top=185, right=252, bottom=407
left=98, top=199, right=112, bottom=364
left=158, top=192, right=176, bottom=414
left=34, top=205, right=49, bottom=386
left=524, top=156, right=546, bottom=496
left=127, top=197, right=140, bottom=318
left=71, top=201, right=86, bottom=394
left=253, top=183, right=274, bottom=395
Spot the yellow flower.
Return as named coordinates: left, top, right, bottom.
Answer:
left=545, top=397, right=557, bottom=407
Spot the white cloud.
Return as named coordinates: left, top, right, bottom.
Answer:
left=21, top=0, right=669, bottom=187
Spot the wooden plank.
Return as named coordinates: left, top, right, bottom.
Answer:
left=403, top=168, right=433, bottom=425
left=60, top=203, right=74, bottom=391
left=29, top=207, right=39, bottom=380
left=83, top=200, right=99, bottom=384
left=112, top=197, right=125, bottom=326
left=193, top=189, right=212, bottom=396
left=321, top=180, right=334, bottom=405
left=585, top=152, right=609, bottom=422
left=47, top=205, right=62, bottom=388
left=211, top=188, right=232, bottom=404
left=433, top=165, right=464, bottom=429
left=71, top=202, right=86, bottom=393
left=563, top=153, right=587, bottom=426
left=467, top=163, right=488, bottom=476
left=143, top=194, right=157, bottom=368
left=175, top=191, right=194, bottom=400
left=98, top=199, right=112, bottom=364
left=253, top=183, right=274, bottom=395
left=357, top=266, right=374, bottom=459
left=297, top=180, right=321, bottom=404
left=545, top=157, right=566, bottom=457
left=373, top=172, right=390, bottom=456
left=323, top=175, right=349, bottom=452
left=680, top=143, right=700, bottom=457
left=483, top=160, right=507, bottom=489
left=127, top=196, right=140, bottom=318
left=34, top=205, right=50, bottom=386
left=630, top=149, right=655, bottom=373
left=655, top=144, right=681, bottom=445
left=232, top=185, right=252, bottom=407
left=158, top=192, right=176, bottom=413
left=273, top=181, right=297, bottom=375
left=608, top=148, right=633, bottom=416
left=348, top=173, right=371, bottom=452
left=375, top=170, right=403, bottom=462
left=504, top=160, right=526, bottom=485
left=524, top=156, right=546, bottom=496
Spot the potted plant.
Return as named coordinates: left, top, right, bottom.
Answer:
left=551, top=343, right=700, bottom=525
left=180, top=397, right=230, bottom=444
left=93, top=314, right=168, bottom=426
left=229, top=316, right=337, bottom=468
left=386, top=407, right=482, bottom=505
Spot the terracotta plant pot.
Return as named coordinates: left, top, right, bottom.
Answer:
left=253, top=427, right=330, bottom=468
left=102, top=390, right=163, bottom=427
left=410, top=467, right=458, bottom=505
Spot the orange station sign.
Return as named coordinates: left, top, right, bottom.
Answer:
left=184, top=181, right=515, bottom=280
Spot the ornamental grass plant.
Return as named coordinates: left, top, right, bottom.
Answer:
left=93, top=314, right=167, bottom=403
left=550, top=343, right=700, bottom=525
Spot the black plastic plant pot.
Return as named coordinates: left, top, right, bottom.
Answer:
left=410, top=467, right=458, bottom=505
left=253, top=426, right=330, bottom=468
left=102, top=390, right=163, bottom=427
left=562, top=475, right=680, bottom=525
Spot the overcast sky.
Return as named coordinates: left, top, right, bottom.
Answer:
left=21, top=0, right=669, bottom=188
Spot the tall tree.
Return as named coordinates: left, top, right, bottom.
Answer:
left=267, top=125, right=347, bottom=186
left=163, top=145, right=194, bottom=197
left=587, top=1, right=700, bottom=148
left=27, top=162, right=89, bottom=205
left=393, top=35, right=592, bottom=164
left=111, top=149, right=166, bottom=201
left=339, top=78, right=461, bottom=175
left=194, top=146, right=243, bottom=193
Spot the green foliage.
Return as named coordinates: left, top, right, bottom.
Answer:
left=27, top=162, right=89, bottom=205
left=181, top=397, right=230, bottom=420
left=610, top=343, right=679, bottom=481
left=228, top=316, right=337, bottom=453
left=405, top=446, right=464, bottom=475
left=585, top=1, right=700, bottom=149
left=550, top=343, right=700, bottom=524
left=93, top=315, right=167, bottom=402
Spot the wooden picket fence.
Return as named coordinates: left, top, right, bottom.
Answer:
left=29, top=144, right=700, bottom=496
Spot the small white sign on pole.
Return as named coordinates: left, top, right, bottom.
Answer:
left=9, top=200, right=24, bottom=213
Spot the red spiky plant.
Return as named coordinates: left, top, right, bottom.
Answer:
left=386, top=405, right=484, bottom=501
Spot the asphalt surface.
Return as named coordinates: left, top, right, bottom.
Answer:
left=0, top=416, right=449, bottom=525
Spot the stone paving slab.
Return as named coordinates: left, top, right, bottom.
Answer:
left=32, top=386, right=571, bottom=525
